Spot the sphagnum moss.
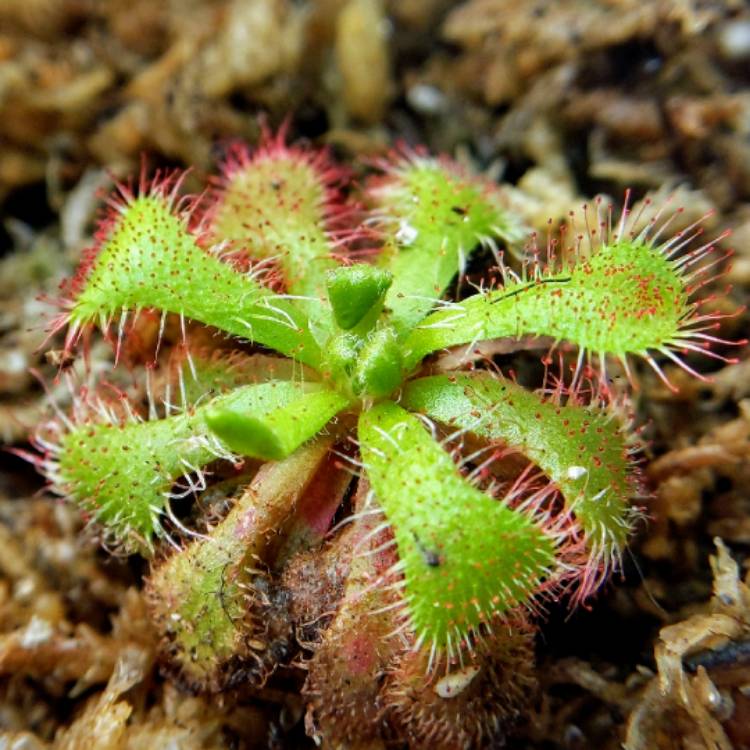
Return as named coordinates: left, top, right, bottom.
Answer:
left=31, top=129, right=744, bottom=747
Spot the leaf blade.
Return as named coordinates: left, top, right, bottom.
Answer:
left=404, top=239, right=694, bottom=370
left=367, top=154, right=524, bottom=335
left=48, top=380, right=344, bottom=547
left=402, top=373, right=634, bottom=562
left=69, top=194, right=323, bottom=367
left=359, top=401, right=555, bottom=650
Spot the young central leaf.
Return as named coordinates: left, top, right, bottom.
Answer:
left=327, top=265, right=392, bottom=331
left=359, top=402, right=556, bottom=651
left=206, top=387, right=349, bottom=461
left=323, top=323, right=404, bottom=399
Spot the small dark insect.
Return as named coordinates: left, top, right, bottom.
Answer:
left=413, top=532, right=442, bottom=567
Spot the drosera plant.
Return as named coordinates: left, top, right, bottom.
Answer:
left=31, top=126, right=744, bottom=746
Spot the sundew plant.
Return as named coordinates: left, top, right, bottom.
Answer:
left=32, top=128, right=743, bottom=747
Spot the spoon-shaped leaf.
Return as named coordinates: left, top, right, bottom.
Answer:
left=359, top=401, right=556, bottom=653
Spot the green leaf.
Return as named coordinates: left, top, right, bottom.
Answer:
left=205, top=386, right=349, bottom=461
left=350, top=325, right=403, bottom=398
left=54, top=380, right=342, bottom=547
left=358, top=401, right=555, bottom=651
left=402, top=373, right=634, bottom=558
left=326, top=264, right=392, bottom=330
left=209, top=141, right=341, bottom=333
left=368, top=156, right=524, bottom=335
left=57, top=413, right=206, bottom=548
left=322, top=324, right=404, bottom=399
left=403, top=239, right=693, bottom=370
left=70, top=194, right=323, bottom=367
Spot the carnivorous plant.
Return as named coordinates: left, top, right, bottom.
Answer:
left=30, top=128, right=743, bottom=747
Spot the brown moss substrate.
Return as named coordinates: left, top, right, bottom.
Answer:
left=1, top=1, right=750, bottom=747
